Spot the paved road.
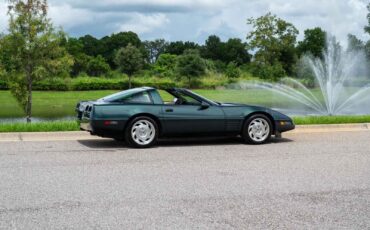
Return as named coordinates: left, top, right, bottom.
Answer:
left=0, top=131, right=369, bottom=229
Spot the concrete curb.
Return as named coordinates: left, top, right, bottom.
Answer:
left=0, top=123, right=369, bottom=142
left=291, top=123, right=370, bottom=133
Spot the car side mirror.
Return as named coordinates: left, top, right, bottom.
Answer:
left=199, top=101, right=210, bottom=110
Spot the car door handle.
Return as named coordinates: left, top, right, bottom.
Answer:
left=165, top=109, right=173, bottom=112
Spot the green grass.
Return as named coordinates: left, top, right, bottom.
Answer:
left=0, top=121, right=79, bottom=132
left=0, top=90, right=118, bottom=118
left=1, top=89, right=370, bottom=131
left=0, top=89, right=288, bottom=118
left=1, top=115, right=370, bottom=132
left=293, top=115, right=370, bottom=125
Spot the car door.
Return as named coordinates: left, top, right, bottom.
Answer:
left=161, top=103, right=225, bottom=135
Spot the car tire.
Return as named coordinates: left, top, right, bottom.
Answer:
left=242, top=114, right=272, bottom=144
left=125, top=116, right=158, bottom=148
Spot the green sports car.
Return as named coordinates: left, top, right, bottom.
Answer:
left=77, top=87, right=294, bottom=148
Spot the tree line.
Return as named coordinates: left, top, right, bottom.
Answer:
left=0, top=0, right=370, bottom=122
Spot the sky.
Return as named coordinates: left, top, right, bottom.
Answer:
left=0, top=0, right=369, bottom=45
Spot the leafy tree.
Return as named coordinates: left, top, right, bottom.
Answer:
left=246, top=12, right=299, bottom=78
left=79, top=35, right=101, bottom=57
left=225, top=62, right=241, bottom=79
left=202, top=35, right=224, bottom=61
left=347, top=34, right=364, bottom=52
left=365, top=3, right=370, bottom=35
left=202, top=36, right=250, bottom=65
left=224, top=38, right=250, bottom=65
left=153, top=53, right=177, bottom=75
left=64, top=37, right=84, bottom=56
left=61, top=37, right=91, bottom=76
left=297, top=27, right=326, bottom=58
left=114, top=43, right=144, bottom=88
left=101, top=31, right=142, bottom=67
left=1, top=0, right=73, bottom=122
left=144, top=39, right=168, bottom=64
left=176, top=49, right=206, bottom=87
left=86, top=55, right=110, bottom=77
left=364, top=4, right=370, bottom=60
left=165, top=41, right=199, bottom=55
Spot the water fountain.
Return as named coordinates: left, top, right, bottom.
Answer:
left=231, top=36, right=370, bottom=115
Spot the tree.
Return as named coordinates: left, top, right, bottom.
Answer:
left=364, top=4, right=370, bottom=60
left=114, top=43, right=144, bottom=88
left=1, top=0, right=72, bottom=122
left=101, top=31, right=142, bottom=67
left=165, top=41, right=199, bottom=55
left=86, top=55, right=110, bottom=76
left=224, top=38, right=251, bottom=65
left=79, top=35, right=101, bottom=57
left=225, top=62, right=240, bottom=79
left=153, top=53, right=177, bottom=75
left=144, top=39, right=168, bottom=64
left=246, top=12, right=299, bottom=78
left=347, top=34, right=364, bottom=52
left=365, top=3, right=370, bottom=35
left=202, top=35, right=224, bottom=61
left=176, top=49, right=206, bottom=87
left=297, top=27, right=326, bottom=58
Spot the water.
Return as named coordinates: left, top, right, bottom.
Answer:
left=229, top=37, right=370, bottom=115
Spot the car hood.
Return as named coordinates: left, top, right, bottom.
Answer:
left=220, top=103, right=292, bottom=121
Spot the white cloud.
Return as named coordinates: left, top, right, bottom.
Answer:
left=49, top=3, right=92, bottom=31
left=0, top=2, right=8, bottom=33
left=0, top=0, right=369, bottom=45
left=118, top=13, right=170, bottom=34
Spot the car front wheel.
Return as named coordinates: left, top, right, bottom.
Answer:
left=242, top=114, right=272, bottom=144
left=125, top=116, right=158, bottom=148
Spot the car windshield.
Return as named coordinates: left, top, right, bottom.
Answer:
left=98, top=88, right=145, bottom=102
left=184, top=90, right=218, bottom=105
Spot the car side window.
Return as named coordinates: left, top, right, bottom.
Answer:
left=118, top=92, right=152, bottom=104
left=181, top=94, right=201, bottom=105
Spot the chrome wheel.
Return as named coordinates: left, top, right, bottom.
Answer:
left=131, top=120, right=156, bottom=146
left=248, top=118, right=270, bottom=143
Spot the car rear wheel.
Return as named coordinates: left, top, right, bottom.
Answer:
left=242, top=114, right=272, bottom=144
left=125, top=116, right=158, bottom=148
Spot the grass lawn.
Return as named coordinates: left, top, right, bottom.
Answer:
left=0, top=121, right=79, bottom=132
left=1, top=115, right=370, bottom=132
left=0, top=89, right=286, bottom=118
left=1, top=89, right=370, bottom=132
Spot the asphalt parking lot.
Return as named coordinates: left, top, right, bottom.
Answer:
left=0, top=131, right=369, bottom=229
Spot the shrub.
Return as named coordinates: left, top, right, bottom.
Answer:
left=225, top=62, right=241, bottom=79
left=250, top=62, right=286, bottom=81
left=71, top=77, right=127, bottom=91
left=34, top=78, right=69, bottom=91
left=86, top=55, right=111, bottom=77
left=0, top=79, right=8, bottom=90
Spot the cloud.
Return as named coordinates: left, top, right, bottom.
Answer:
left=50, top=0, right=228, bottom=13
left=118, top=13, right=170, bottom=34
left=0, top=0, right=369, bottom=46
left=0, top=2, right=8, bottom=33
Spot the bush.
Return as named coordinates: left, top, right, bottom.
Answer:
left=71, top=77, right=126, bottom=90
left=225, top=62, right=241, bottom=79
left=0, top=79, right=8, bottom=90
left=34, top=78, right=69, bottom=91
left=250, top=63, right=286, bottom=81
left=86, top=55, right=111, bottom=77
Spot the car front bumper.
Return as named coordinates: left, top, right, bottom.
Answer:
left=275, top=120, right=295, bottom=133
